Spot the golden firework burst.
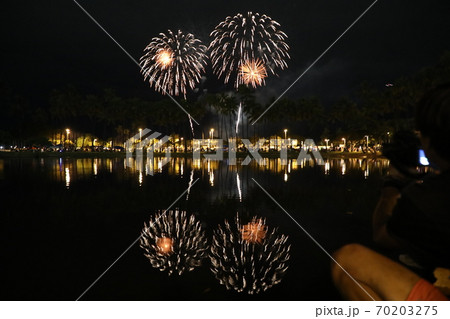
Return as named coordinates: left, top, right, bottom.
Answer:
left=140, top=30, right=208, bottom=97
left=209, top=12, right=289, bottom=88
left=156, top=50, right=173, bottom=68
left=238, top=59, right=268, bottom=88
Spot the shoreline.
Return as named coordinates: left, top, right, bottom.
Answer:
left=0, top=151, right=384, bottom=160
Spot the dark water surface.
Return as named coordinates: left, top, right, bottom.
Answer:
left=0, top=156, right=389, bottom=300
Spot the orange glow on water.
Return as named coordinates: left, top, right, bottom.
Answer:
left=156, top=237, right=173, bottom=254
left=240, top=218, right=267, bottom=244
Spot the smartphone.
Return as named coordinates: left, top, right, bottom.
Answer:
left=419, top=149, right=430, bottom=166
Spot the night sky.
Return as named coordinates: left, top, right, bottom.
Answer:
left=1, top=0, right=449, bottom=105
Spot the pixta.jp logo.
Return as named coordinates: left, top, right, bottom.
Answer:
left=125, top=128, right=324, bottom=176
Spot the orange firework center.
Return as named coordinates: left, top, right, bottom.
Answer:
left=156, top=237, right=173, bottom=254
left=239, top=59, right=267, bottom=87
left=240, top=219, right=267, bottom=244
left=157, top=50, right=173, bottom=68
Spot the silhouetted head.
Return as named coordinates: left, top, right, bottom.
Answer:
left=416, top=83, right=450, bottom=169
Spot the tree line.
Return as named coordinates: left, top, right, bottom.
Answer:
left=1, top=52, right=449, bottom=147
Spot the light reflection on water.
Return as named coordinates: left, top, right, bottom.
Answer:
left=65, top=167, right=70, bottom=188
left=0, top=156, right=390, bottom=299
left=0, top=157, right=390, bottom=196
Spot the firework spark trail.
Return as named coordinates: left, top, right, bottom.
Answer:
left=186, top=169, right=195, bottom=200
left=140, top=30, right=208, bottom=97
left=236, top=172, right=242, bottom=202
left=188, top=114, right=195, bottom=137
left=209, top=12, right=289, bottom=88
left=235, top=102, right=242, bottom=134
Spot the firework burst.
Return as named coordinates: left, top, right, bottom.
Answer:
left=209, top=12, right=289, bottom=88
left=210, top=215, right=290, bottom=294
left=155, top=50, right=173, bottom=69
left=238, top=59, right=268, bottom=88
left=140, top=209, right=208, bottom=275
left=140, top=30, right=208, bottom=97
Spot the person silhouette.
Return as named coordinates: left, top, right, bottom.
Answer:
left=331, top=84, right=450, bottom=301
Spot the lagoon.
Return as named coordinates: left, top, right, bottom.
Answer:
left=0, top=156, right=389, bottom=300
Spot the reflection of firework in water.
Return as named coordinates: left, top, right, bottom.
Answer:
left=235, top=102, right=242, bottom=134
left=140, top=30, right=208, bottom=97
left=238, top=59, right=267, bottom=88
left=240, top=217, right=267, bottom=244
left=140, top=209, right=208, bottom=275
left=210, top=215, right=290, bottom=294
left=156, top=237, right=173, bottom=254
left=209, top=12, right=289, bottom=87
